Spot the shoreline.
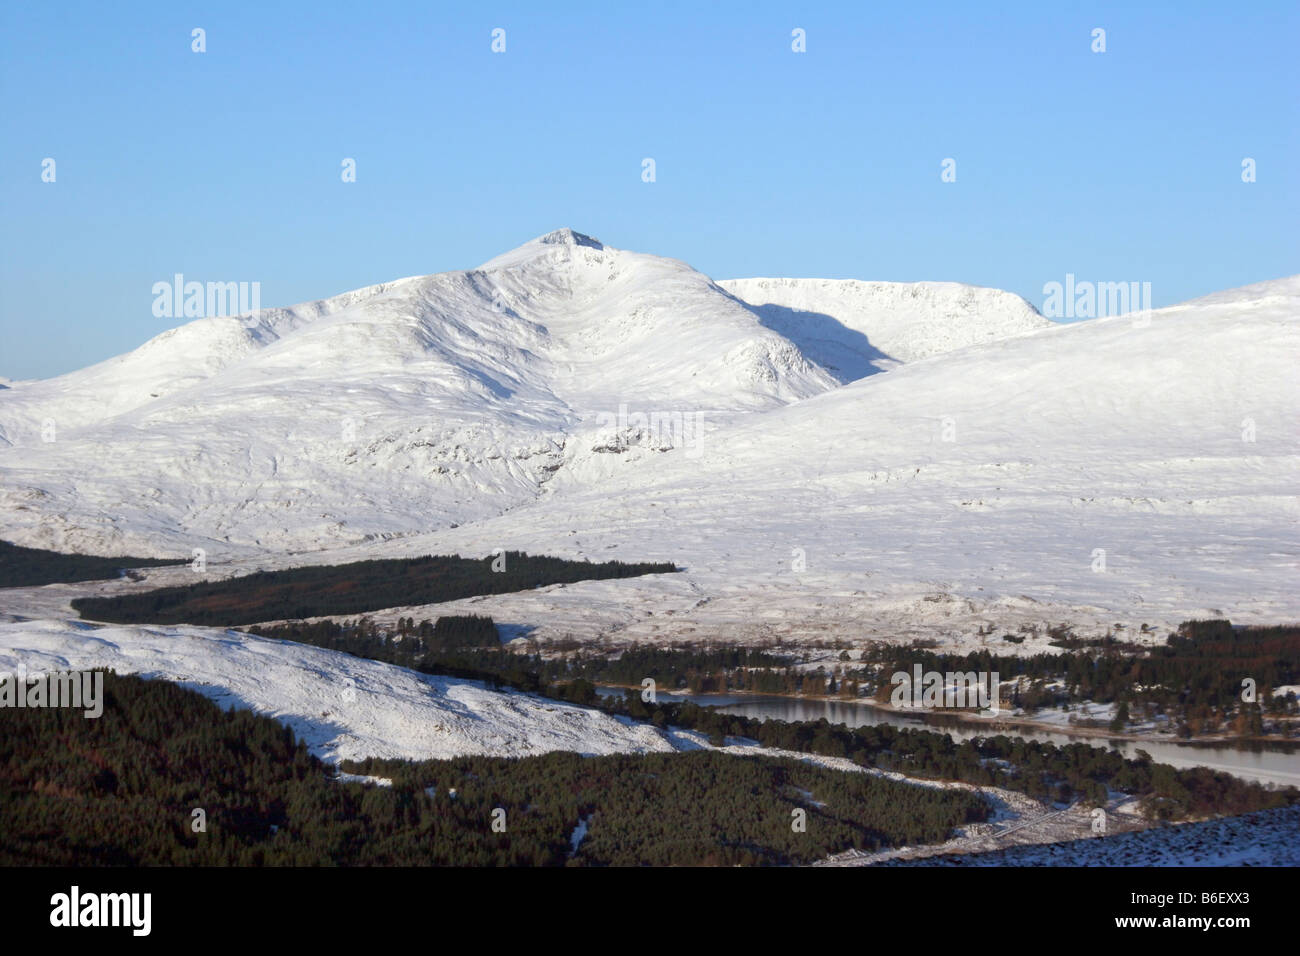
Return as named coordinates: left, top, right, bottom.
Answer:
left=592, top=682, right=1298, bottom=752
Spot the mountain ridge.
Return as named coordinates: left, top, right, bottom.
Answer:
left=0, top=234, right=1294, bottom=647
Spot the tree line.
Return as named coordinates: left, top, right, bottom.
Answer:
left=71, top=551, right=678, bottom=626
left=0, top=671, right=986, bottom=867
left=246, top=617, right=1297, bottom=821
left=0, top=540, right=185, bottom=588
left=845, top=620, right=1300, bottom=736
left=600, top=690, right=1295, bottom=821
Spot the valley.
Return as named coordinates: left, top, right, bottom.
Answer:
left=2, top=230, right=1296, bottom=867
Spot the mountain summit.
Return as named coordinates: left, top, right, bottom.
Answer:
left=477, top=228, right=607, bottom=270
left=535, top=227, right=602, bottom=248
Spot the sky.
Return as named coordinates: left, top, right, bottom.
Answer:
left=2, top=0, right=1296, bottom=380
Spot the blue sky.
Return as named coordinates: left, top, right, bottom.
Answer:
left=2, top=0, right=1296, bottom=380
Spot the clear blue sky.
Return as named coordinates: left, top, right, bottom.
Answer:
left=2, top=0, right=1296, bottom=380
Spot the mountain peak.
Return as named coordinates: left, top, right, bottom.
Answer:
left=477, top=229, right=606, bottom=271
left=534, top=228, right=602, bottom=249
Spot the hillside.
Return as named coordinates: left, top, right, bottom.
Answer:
left=719, top=277, right=1050, bottom=381
left=0, top=234, right=1295, bottom=648
left=0, top=617, right=675, bottom=762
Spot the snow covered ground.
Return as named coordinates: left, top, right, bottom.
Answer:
left=0, top=617, right=675, bottom=763
left=0, top=229, right=835, bottom=556
left=718, top=276, right=1049, bottom=379
left=0, top=230, right=1296, bottom=650
left=865, top=804, right=1300, bottom=867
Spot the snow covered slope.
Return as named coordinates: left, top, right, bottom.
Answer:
left=875, top=804, right=1300, bottom=867
left=0, top=617, right=675, bottom=762
left=0, top=229, right=838, bottom=555
left=240, top=275, right=1295, bottom=647
left=0, top=232, right=1295, bottom=647
left=720, top=278, right=1050, bottom=381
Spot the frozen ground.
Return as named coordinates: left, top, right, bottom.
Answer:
left=0, top=617, right=675, bottom=763
left=862, top=804, right=1300, bottom=867
left=718, top=276, right=1048, bottom=377
left=5, top=230, right=1293, bottom=649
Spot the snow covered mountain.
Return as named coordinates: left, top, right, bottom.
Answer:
left=0, top=229, right=1040, bottom=557
left=0, top=231, right=1296, bottom=646
left=719, top=277, right=1050, bottom=381
left=0, top=230, right=843, bottom=554
left=381, top=275, right=1297, bottom=645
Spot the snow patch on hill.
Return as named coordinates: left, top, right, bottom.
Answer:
left=0, top=618, right=676, bottom=763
